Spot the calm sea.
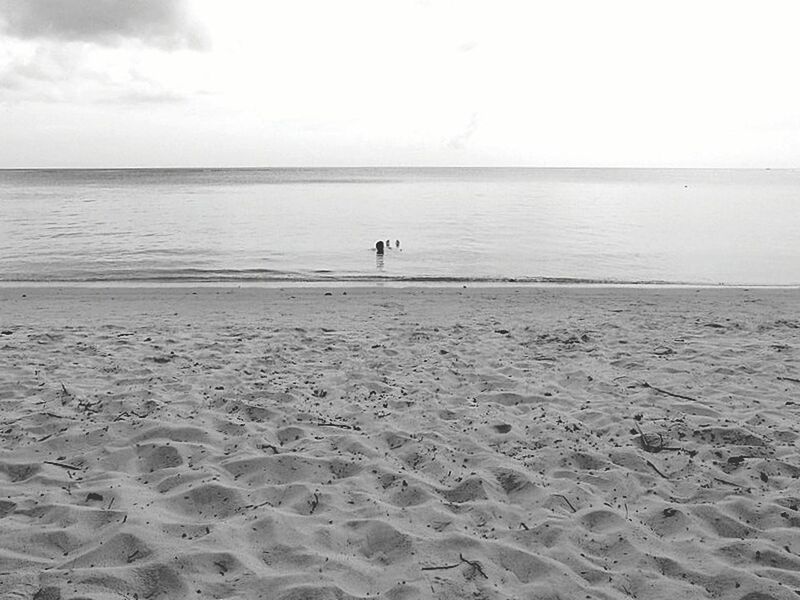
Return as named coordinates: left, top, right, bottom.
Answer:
left=0, top=168, right=798, bottom=285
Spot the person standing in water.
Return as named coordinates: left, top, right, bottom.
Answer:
left=375, top=240, right=385, bottom=270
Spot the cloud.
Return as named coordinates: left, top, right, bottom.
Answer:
left=0, top=45, right=198, bottom=105
left=447, top=113, right=479, bottom=150
left=0, top=45, right=79, bottom=102
left=0, top=0, right=209, bottom=50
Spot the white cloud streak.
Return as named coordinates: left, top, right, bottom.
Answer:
left=447, top=113, right=479, bottom=150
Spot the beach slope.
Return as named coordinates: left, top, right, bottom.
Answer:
left=0, top=287, right=798, bottom=599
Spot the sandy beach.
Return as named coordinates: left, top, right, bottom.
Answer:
left=0, top=286, right=798, bottom=600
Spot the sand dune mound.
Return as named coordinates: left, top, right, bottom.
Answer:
left=165, top=482, right=244, bottom=519
left=59, top=532, right=153, bottom=568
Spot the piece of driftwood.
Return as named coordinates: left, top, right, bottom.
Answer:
left=318, top=421, right=361, bottom=431
left=642, top=381, right=699, bottom=403
left=645, top=460, right=669, bottom=479
left=421, top=561, right=460, bottom=572
left=44, top=460, right=81, bottom=471
left=459, top=554, right=488, bottom=579
left=421, top=553, right=489, bottom=579
left=554, top=494, right=577, bottom=513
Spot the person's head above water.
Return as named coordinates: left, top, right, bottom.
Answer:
left=375, top=240, right=385, bottom=254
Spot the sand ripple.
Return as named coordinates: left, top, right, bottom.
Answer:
left=1, top=287, right=798, bottom=599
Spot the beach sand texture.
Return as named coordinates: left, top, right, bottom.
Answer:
left=0, top=287, right=798, bottom=600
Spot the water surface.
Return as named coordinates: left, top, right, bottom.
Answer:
left=1, top=168, right=797, bottom=285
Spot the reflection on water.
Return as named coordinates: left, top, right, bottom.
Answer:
left=1, top=168, right=798, bottom=285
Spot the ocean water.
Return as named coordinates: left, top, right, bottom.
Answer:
left=0, top=168, right=798, bottom=285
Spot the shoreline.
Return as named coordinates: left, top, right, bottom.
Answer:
left=3, top=285, right=799, bottom=322
left=1, top=280, right=799, bottom=289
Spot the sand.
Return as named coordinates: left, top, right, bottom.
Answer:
left=0, top=286, right=798, bottom=600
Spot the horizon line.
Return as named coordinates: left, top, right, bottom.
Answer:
left=0, top=165, right=796, bottom=171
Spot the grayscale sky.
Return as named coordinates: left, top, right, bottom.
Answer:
left=1, top=0, right=798, bottom=168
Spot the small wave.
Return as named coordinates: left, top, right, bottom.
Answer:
left=0, top=268, right=738, bottom=287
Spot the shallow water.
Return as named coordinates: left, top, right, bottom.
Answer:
left=1, top=167, right=798, bottom=285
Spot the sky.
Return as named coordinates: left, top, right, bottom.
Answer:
left=1, top=0, right=799, bottom=168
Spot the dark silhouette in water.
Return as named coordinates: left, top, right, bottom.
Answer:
left=375, top=240, right=385, bottom=270
left=395, top=239, right=400, bottom=249
left=385, top=239, right=391, bottom=250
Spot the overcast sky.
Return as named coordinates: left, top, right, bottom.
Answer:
left=1, top=0, right=799, bottom=168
